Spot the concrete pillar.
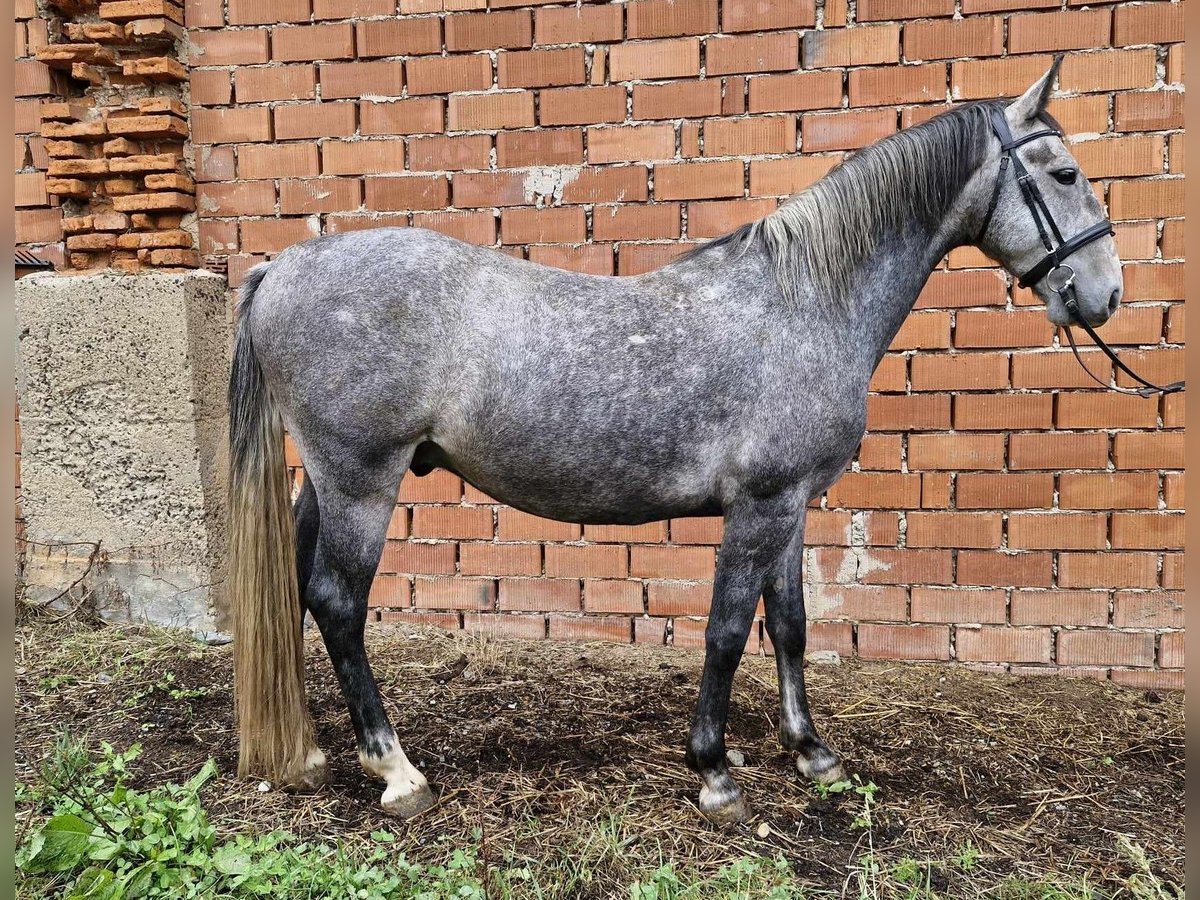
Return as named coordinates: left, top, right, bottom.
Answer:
left=16, top=271, right=231, bottom=632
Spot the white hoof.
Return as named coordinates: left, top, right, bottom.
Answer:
left=283, top=747, right=329, bottom=792
left=797, top=754, right=845, bottom=785
left=361, top=743, right=435, bottom=819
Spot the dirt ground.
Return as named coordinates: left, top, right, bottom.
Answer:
left=15, top=619, right=1184, bottom=896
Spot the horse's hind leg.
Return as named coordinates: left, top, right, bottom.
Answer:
left=304, top=447, right=435, bottom=818
left=762, top=518, right=844, bottom=784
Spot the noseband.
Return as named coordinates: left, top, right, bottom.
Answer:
left=977, top=109, right=1182, bottom=397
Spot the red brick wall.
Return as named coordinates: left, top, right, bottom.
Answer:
left=18, top=0, right=1185, bottom=687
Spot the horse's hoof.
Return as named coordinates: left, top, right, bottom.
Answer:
left=283, top=749, right=329, bottom=792
left=797, top=749, right=845, bottom=785
left=381, top=781, right=437, bottom=819
left=699, top=785, right=750, bottom=826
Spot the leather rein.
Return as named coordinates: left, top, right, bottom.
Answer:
left=977, top=109, right=1183, bottom=398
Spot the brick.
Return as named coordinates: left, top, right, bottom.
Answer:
left=618, top=242, right=694, bottom=274
left=412, top=210, right=495, bottom=245
left=826, top=472, right=921, bottom=509
left=1161, top=220, right=1185, bottom=259
left=1009, top=9, right=1111, bottom=54
left=279, top=177, right=361, bottom=214
left=1061, top=49, right=1158, bottom=94
left=414, top=576, right=495, bottom=610
left=633, top=81, right=722, bottom=120
left=234, top=65, right=315, bottom=103
left=1070, top=306, right=1164, bottom=346
left=746, top=71, right=842, bottom=114
left=911, top=588, right=1006, bottom=625
left=1011, top=590, right=1107, bottom=627
left=850, top=63, right=945, bottom=107
left=705, top=116, right=795, bottom=156
left=545, top=544, right=626, bottom=578
left=404, top=135, right=486, bottom=171
left=497, top=128, right=583, bottom=166
left=412, top=506, right=493, bottom=540
left=275, top=102, right=355, bottom=141
left=630, top=545, right=714, bottom=580
left=496, top=577, right=579, bottom=611
left=954, top=394, right=1052, bottom=430
left=1008, top=513, right=1107, bottom=550
left=859, top=624, right=949, bottom=661
left=626, top=0, right=716, bottom=38
left=865, top=394, right=950, bottom=430
left=190, top=69, right=232, bottom=106
left=379, top=541, right=456, bottom=575
left=609, top=38, right=699, bottom=82
left=446, top=10, right=531, bottom=51
left=407, top=55, right=490, bottom=96
left=1123, top=262, right=1184, bottom=301
left=907, top=512, right=1001, bottom=549
left=548, top=616, right=631, bottom=643
left=951, top=54, right=1055, bottom=101
left=588, top=124, right=675, bottom=163
left=748, top=155, right=840, bottom=196
left=958, top=473, right=1053, bottom=510
left=272, top=24, right=355, bottom=61
left=1112, top=432, right=1184, bottom=470
left=647, top=582, right=710, bottom=616
left=904, top=17, right=1003, bottom=61
left=560, top=166, right=649, bottom=204
left=1114, top=591, right=1181, bottom=629
left=189, top=30, right=269, bottom=65
left=957, top=550, right=1052, bottom=588
left=197, top=180, right=275, bottom=217
left=1071, top=135, right=1164, bottom=178
left=498, top=47, right=585, bottom=89
left=1057, top=393, right=1158, bottom=430
left=322, top=139, right=406, bottom=175
left=1159, top=632, right=1183, bottom=669
left=584, top=522, right=668, bottom=543
left=802, top=108, right=895, bottom=153
left=320, top=60, right=404, bottom=100
left=453, top=171, right=527, bottom=207
left=461, top=612, right=543, bottom=639
left=1109, top=179, right=1183, bottom=220
left=448, top=92, right=535, bottom=130
left=707, top=33, right=798, bottom=76
left=500, top=206, right=585, bottom=243
left=1111, top=512, right=1184, bottom=550
left=890, top=311, right=951, bottom=350
left=368, top=576, right=412, bottom=608
left=535, top=5, right=622, bottom=44
left=910, top=352, right=1008, bottom=391
left=583, top=580, right=643, bottom=614
left=541, top=86, right=626, bottom=126
left=355, top=18, right=442, bottom=57
left=687, top=198, right=774, bottom=238
left=1059, top=472, right=1158, bottom=510
left=240, top=216, right=319, bottom=253
left=1112, top=2, right=1183, bottom=45
left=803, top=25, right=899, bottom=68
left=528, top=243, right=613, bottom=274
left=365, top=174, right=449, bottom=211
left=1010, top=351, right=1112, bottom=390
left=313, top=0, right=393, bottom=15
left=655, top=160, right=742, bottom=200
left=239, top=143, right=319, bottom=179
left=192, top=106, right=271, bottom=143
left=908, top=434, right=1003, bottom=471
left=1058, top=630, right=1154, bottom=667
left=459, top=543, right=542, bottom=577
left=957, top=626, right=1052, bottom=663
left=1060, top=551, right=1159, bottom=589
left=1114, top=91, right=1182, bottom=133
left=1008, top=432, right=1109, bottom=471
left=361, top=98, right=444, bottom=135
left=858, top=0, right=951, bottom=18
left=963, top=0, right=1056, bottom=12
left=228, top=0, right=309, bottom=25
left=592, top=203, right=679, bottom=241
left=955, top=310, right=1053, bottom=350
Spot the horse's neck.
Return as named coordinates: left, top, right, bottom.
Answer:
left=849, top=223, right=958, bottom=368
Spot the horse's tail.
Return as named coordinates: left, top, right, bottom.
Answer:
left=228, top=262, right=317, bottom=784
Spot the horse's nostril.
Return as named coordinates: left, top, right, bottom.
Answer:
left=1108, top=288, right=1122, bottom=313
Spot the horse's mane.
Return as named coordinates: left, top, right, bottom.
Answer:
left=689, top=100, right=1004, bottom=308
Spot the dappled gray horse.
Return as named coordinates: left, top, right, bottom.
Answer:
left=228, top=60, right=1122, bottom=824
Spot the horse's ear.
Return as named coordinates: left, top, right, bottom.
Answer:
left=1008, top=55, right=1062, bottom=122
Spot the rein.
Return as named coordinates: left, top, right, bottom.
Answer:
left=977, top=109, right=1183, bottom=398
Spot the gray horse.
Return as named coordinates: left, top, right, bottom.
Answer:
left=227, top=59, right=1121, bottom=824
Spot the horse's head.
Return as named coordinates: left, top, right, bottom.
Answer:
left=974, top=58, right=1123, bottom=327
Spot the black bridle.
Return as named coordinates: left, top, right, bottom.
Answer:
left=977, top=109, right=1183, bottom=397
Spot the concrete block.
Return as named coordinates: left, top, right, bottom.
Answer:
left=16, top=270, right=232, bottom=631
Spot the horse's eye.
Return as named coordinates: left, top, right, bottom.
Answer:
left=1051, top=169, right=1078, bottom=186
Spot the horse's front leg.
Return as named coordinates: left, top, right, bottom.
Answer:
left=685, top=493, right=801, bottom=824
left=762, top=518, right=845, bottom=784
